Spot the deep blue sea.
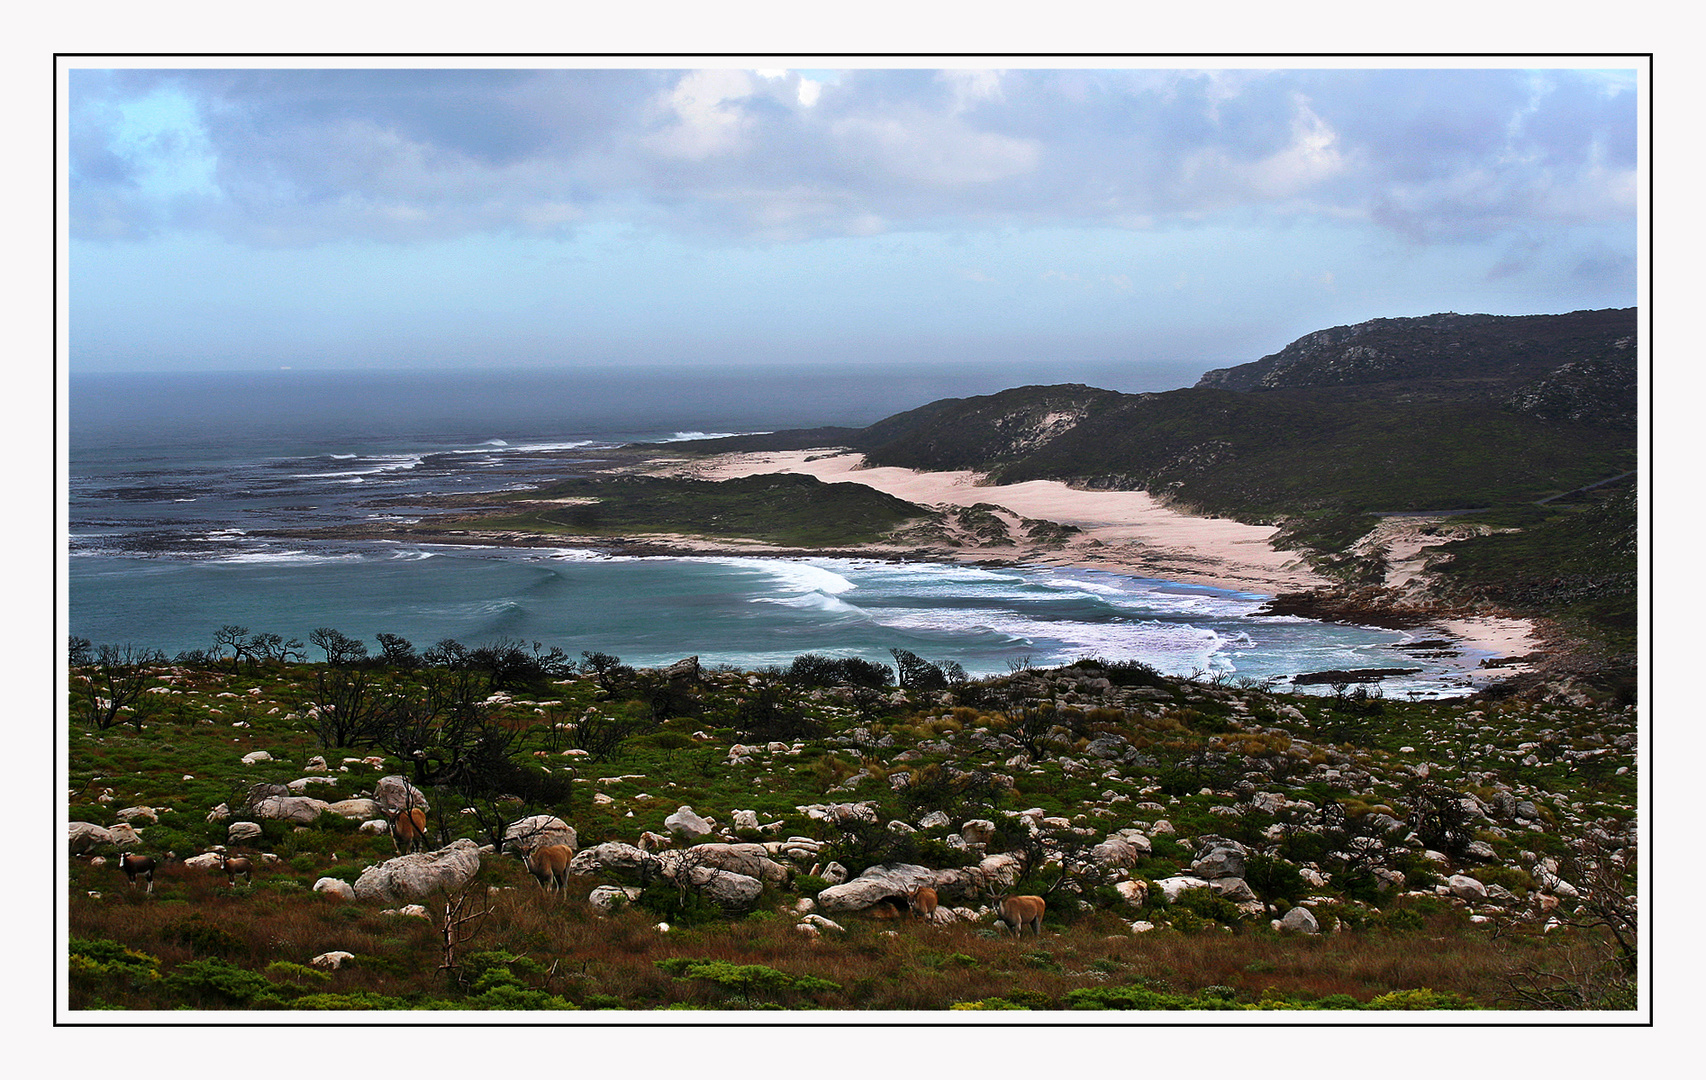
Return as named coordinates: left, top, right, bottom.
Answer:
left=69, top=363, right=1489, bottom=695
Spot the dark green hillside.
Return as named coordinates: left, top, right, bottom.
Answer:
left=991, top=390, right=1634, bottom=517
left=1195, top=308, right=1635, bottom=400
left=432, top=473, right=936, bottom=547
left=859, top=385, right=1633, bottom=521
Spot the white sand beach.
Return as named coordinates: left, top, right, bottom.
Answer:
left=651, top=449, right=1329, bottom=594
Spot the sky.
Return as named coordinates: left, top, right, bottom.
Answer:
left=66, top=64, right=1641, bottom=375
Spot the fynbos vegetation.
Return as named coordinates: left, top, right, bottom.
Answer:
left=67, top=630, right=1637, bottom=1012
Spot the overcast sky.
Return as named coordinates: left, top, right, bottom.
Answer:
left=67, top=64, right=1640, bottom=374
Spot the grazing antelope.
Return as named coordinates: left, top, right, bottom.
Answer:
left=908, top=885, right=939, bottom=921
left=117, top=852, right=156, bottom=894
left=219, top=851, right=254, bottom=885
left=988, top=891, right=1046, bottom=936
left=527, top=844, right=573, bottom=892
left=388, top=806, right=429, bottom=854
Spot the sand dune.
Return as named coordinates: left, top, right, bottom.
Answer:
left=653, top=449, right=1329, bottom=595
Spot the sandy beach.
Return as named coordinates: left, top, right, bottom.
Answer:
left=649, top=449, right=1326, bottom=593
left=639, top=448, right=1542, bottom=671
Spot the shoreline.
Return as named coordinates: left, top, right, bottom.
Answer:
left=637, top=449, right=1544, bottom=679
left=266, top=446, right=1546, bottom=681
left=643, top=449, right=1330, bottom=595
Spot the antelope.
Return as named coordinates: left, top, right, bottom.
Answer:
left=388, top=806, right=429, bottom=854
left=527, top=844, right=573, bottom=892
left=908, top=885, right=939, bottom=921
left=988, top=890, right=1046, bottom=936
left=219, top=851, right=254, bottom=885
left=117, top=852, right=156, bottom=894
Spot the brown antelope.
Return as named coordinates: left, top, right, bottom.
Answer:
left=527, top=844, right=573, bottom=892
left=117, top=852, right=156, bottom=894
left=219, top=851, right=254, bottom=885
left=989, top=891, right=1046, bottom=936
left=388, top=806, right=428, bottom=854
left=908, top=885, right=939, bottom=920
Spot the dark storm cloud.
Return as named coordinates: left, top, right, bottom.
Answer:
left=68, top=66, right=1637, bottom=247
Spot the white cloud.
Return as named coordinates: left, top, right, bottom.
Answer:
left=68, top=67, right=1638, bottom=250
left=646, top=69, right=759, bottom=161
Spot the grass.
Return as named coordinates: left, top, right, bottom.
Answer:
left=423, top=472, right=938, bottom=548
left=66, top=649, right=1638, bottom=1013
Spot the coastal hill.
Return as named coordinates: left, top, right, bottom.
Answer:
left=1195, top=308, right=1634, bottom=406
left=673, top=309, right=1638, bottom=676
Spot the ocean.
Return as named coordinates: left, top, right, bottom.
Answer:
left=68, top=363, right=1489, bottom=696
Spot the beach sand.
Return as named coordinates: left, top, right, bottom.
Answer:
left=650, top=449, right=1328, bottom=593
left=641, top=448, right=1543, bottom=672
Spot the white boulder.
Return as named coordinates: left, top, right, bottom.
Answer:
left=352, top=839, right=482, bottom=904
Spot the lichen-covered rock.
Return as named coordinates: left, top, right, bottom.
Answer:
left=587, top=885, right=641, bottom=913
left=373, top=775, right=430, bottom=814
left=661, top=843, right=789, bottom=887
left=353, top=839, right=482, bottom=904
left=1190, top=837, right=1249, bottom=880
left=1091, top=837, right=1140, bottom=870
left=251, top=795, right=329, bottom=823
left=664, top=805, right=713, bottom=840
left=324, top=798, right=379, bottom=821
left=503, top=815, right=577, bottom=856
left=227, top=821, right=263, bottom=843
left=69, top=822, right=118, bottom=854
left=815, top=863, right=941, bottom=912
left=1113, top=879, right=1150, bottom=908
left=1278, top=906, right=1320, bottom=934
left=1154, top=875, right=1213, bottom=903
left=313, top=877, right=356, bottom=901
left=570, top=842, right=662, bottom=881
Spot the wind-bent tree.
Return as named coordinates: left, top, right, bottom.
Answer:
left=375, top=633, right=418, bottom=669
left=310, top=627, right=368, bottom=667
left=212, top=625, right=251, bottom=672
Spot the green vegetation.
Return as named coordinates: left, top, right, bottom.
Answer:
left=1434, top=487, right=1637, bottom=663
left=429, top=472, right=936, bottom=547
left=68, top=635, right=1637, bottom=1012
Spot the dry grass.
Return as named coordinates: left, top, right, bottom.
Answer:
left=68, top=855, right=1622, bottom=1012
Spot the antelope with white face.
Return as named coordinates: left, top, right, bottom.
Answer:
left=117, top=852, right=156, bottom=894
left=219, top=851, right=253, bottom=885
left=527, top=844, right=573, bottom=892
left=988, top=890, right=1045, bottom=936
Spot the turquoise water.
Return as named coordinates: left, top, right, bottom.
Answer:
left=69, top=365, right=1486, bottom=694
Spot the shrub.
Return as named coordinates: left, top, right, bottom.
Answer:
left=1244, top=853, right=1307, bottom=904
left=1366, top=988, right=1478, bottom=1010
left=165, top=914, right=246, bottom=958
left=161, top=957, right=277, bottom=1006
left=292, top=991, right=409, bottom=1010
left=1173, top=887, right=1243, bottom=927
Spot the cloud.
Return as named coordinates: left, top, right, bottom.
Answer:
left=67, top=66, right=1637, bottom=249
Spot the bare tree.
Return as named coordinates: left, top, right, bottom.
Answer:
left=438, top=883, right=491, bottom=985
left=76, top=644, right=164, bottom=731
left=307, top=667, right=385, bottom=749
